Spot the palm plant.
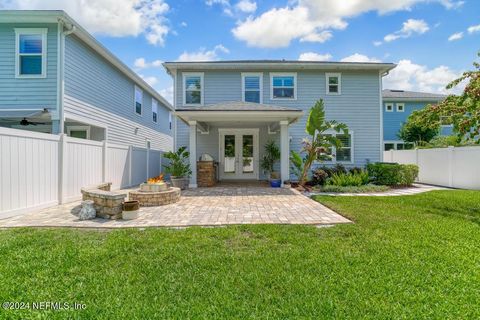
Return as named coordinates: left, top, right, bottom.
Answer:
left=298, top=99, right=348, bottom=185
left=261, top=140, right=281, bottom=179
left=163, top=146, right=192, bottom=178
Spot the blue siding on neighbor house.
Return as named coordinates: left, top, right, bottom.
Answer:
left=64, top=34, right=173, bottom=151
left=0, top=23, right=58, bottom=110
left=175, top=70, right=382, bottom=170
left=383, top=100, right=451, bottom=141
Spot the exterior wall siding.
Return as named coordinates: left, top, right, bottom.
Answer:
left=64, top=35, right=172, bottom=151
left=0, top=23, right=58, bottom=110
left=176, top=70, right=382, bottom=170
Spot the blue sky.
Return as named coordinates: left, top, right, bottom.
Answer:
left=4, top=0, right=480, bottom=102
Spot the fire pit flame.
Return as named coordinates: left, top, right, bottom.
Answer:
left=147, top=174, right=164, bottom=184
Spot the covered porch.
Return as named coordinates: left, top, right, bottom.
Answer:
left=175, top=102, right=303, bottom=188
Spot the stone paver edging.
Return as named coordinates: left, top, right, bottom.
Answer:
left=307, top=184, right=447, bottom=197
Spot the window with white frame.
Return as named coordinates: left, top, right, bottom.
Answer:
left=396, top=103, right=405, bottom=112
left=336, top=134, right=352, bottom=162
left=271, top=73, right=296, bottom=99
left=326, top=73, right=341, bottom=94
left=67, top=126, right=90, bottom=140
left=135, top=86, right=143, bottom=115
left=385, top=103, right=393, bottom=112
left=15, top=28, right=47, bottom=78
left=242, top=73, right=262, bottom=103
left=152, top=99, right=158, bottom=123
left=184, top=73, right=203, bottom=105
left=169, top=112, right=172, bottom=130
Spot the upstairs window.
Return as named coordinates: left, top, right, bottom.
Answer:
left=271, top=73, right=296, bottom=99
left=396, top=103, right=405, bottom=112
left=152, top=99, right=158, bottom=123
left=242, top=73, right=262, bottom=103
left=135, top=86, right=143, bottom=115
left=15, top=28, right=47, bottom=78
left=326, top=73, right=341, bottom=94
left=169, top=112, right=172, bottom=130
left=385, top=103, right=393, bottom=112
left=183, top=73, right=203, bottom=105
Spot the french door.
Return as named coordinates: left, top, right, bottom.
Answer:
left=219, top=129, right=259, bottom=180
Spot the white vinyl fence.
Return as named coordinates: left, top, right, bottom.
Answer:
left=383, top=146, right=480, bottom=190
left=0, top=127, right=163, bottom=218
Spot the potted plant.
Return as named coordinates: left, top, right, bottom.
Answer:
left=163, top=146, right=192, bottom=190
left=261, top=140, right=281, bottom=187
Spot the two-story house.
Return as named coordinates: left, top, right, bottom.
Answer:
left=0, top=10, right=173, bottom=152
left=163, top=61, right=396, bottom=187
left=382, top=89, right=447, bottom=150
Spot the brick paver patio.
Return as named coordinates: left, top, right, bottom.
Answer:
left=0, top=183, right=351, bottom=228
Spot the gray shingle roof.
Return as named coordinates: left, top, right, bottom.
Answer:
left=176, top=101, right=302, bottom=112
left=382, top=89, right=447, bottom=100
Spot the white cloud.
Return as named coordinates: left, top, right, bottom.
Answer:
left=139, top=74, right=159, bottom=87
left=383, top=59, right=463, bottom=94
left=134, top=58, right=164, bottom=69
left=5, top=0, right=171, bottom=46
left=180, top=21, right=188, bottom=27
left=298, top=52, right=332, bottom=61
left=341, top=53, right=381, bottom=63
left=235, top=0, right=256, bottom=13
left=299, top=31, right=333, bottom=43
left=232, top=0, right=459, bottom=48
left=160, top=86, right=174, bottom=104
left=384, top=19, right=429, bottom=42
left=177, top=44, right=229, bottom=62
left=373, top=41, right=383, bottom=46
left=448, top=32, right=463, bottom=41
left=467, top=24, right=480, bottom=34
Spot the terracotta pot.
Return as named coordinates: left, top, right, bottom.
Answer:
left=123, top=200, right=139, bottom=211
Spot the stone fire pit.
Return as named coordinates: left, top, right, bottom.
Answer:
left=129, top=175, right=181, bottom=207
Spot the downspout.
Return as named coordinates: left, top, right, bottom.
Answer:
left=56, top=18, right=76, bottom=134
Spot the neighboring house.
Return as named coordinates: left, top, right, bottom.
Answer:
left=382, top=89, right=447, bottom=151
left=0, top=10, right=174, bottom=152
left=163, top=61, right=396, bottom=187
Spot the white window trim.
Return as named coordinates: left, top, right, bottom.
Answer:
left=396, top=103, right=405, bottom=112
left=169, top=112, right=172, bottom=130
left=183, top=72, right=204, bottom=106
left=326, top=72, right=341, bottom=95
left=134, top=85, right=143, bottom=116
left=270, top=72, right=297, bottom=101
left=241, top=72, right=263, bottom=104
left=385, top=103, right=394, bottom=112
left=15, top=28, right=48, bottom=79
left=152, top=98, right=158, bottom=123
left=315, top=130, right=354, bottom=164
left=67, top=126, right=91, bottom=139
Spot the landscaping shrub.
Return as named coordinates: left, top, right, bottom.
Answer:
left=320, top=184, right=390, bottom=193
left=311, top=168, right=328, bottom=185
left=367, top=162, right=419, bottom=186
left=326, top=171, right=369, bottom=187
left=348, top=167, right=364, bottom=175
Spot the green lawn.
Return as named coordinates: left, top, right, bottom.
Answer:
left=0, top=190, right=479, bottom=319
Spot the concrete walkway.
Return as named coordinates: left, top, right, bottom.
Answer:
left=307, top=183, right=447, bottom=197
left=0, top=184, right=351, bottom=228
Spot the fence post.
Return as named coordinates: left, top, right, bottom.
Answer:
left=102, top=140, right=107, bottom=183
left=146, top=141, right=150, bottom=181
left=448, top=146, right=454, bottom=187
left=390, top=149, right=394, bottom=162
left=58, top=134, right=67, bottom=204
left=415, top=148, right=419, bottom=166
left=128, top=145, right=133, bottom=187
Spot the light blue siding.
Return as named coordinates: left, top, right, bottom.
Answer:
left=0, top=23, right=58, bottom=110
left=176, top=70, right=382, bottom=170
left=383, top=101, right=438, bottom=141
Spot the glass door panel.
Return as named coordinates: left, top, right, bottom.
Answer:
left=224, top=135, right=236, bottom=173
left=242, top=135, right=254, bottom=173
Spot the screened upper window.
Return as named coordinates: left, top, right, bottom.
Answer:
left=271, top=74, right=296, bottom=99
left=152, top=99, right=158, bottom=123
left=326, top=73, right=341, bottom=94
left=135, top=86, right=143, bottom=115
left=184, top=73, right=203, bottom=105
left=15, top=29, right=47, bottom=77
left=242, top=73, right=262, bottom=103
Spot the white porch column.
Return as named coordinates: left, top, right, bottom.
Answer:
left=280, top=120, right=289, bottom=187
left=188, top=121, right=198, bottom=188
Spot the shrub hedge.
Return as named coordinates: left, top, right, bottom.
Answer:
left=367, top=162, right=419, bottom=186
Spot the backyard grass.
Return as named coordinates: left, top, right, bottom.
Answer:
left=0, top=190, right=479, bottom=319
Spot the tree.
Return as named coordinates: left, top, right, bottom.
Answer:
left=296, top=99, right=348, bottom=185
left=413, top=52, right=480, bottom=143
left=398, top=108, right=440, bottom=145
